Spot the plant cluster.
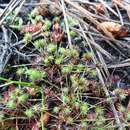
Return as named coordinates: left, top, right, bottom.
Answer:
left=0, top=1, right=130, bottom=130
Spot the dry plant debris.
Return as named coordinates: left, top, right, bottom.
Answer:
left=96, top=3, right=105, bottom=14
left=97, top=21, right=129, bottom=38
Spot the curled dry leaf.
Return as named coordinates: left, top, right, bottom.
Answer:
left=96, top=3, right=105, bottom=14
left=21, top=22, right=43, bottom=34
left=97, top=22, right=129, bottom=38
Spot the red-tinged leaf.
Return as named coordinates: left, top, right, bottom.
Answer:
left=21, top=22, right=43, bottom=34
left=41, top=112, right=50, bottom=125
left=26, top=88, right=37, bottom=96
left=8, top=85, right=15, bottom=92
left=51, top=22, right=63, bottom=43
left=87, top=112, right=96, bottom=120
left=106, top=112, right=114, bottom=118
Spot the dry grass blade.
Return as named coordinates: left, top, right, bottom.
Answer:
left=0, top=26, right=10, bottom=74
left=113, top=0, right=130, bottom=12
left=89, top=34, right=110, bottom=78
left=65, top=0, right=99, bottom=25
left=82, top=25, right=113, bottom=59
left=108, top=62, right=130, bottom=68
left=98, top=0, right=119, bottom=17
left=65, top=0, right=116, bottom=39
left=0, top=0, right=24, bottom=26
left=115, top=4, right=124, bottom=25
left=61, top=0, right=72, bottom=48
left=11, top=0, right=26, bottom=22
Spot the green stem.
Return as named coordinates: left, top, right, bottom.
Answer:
left=0, top=77, right=35, bottom=87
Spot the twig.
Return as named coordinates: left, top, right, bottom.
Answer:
left=115, top=4, right=124, bottom=25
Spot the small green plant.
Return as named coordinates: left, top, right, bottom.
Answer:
left=6, top=100, right=16, bottom=109
left=17, top=93, right=29, bottom=103
left=43, top=19, right=51, bottom=31
left=24, top=108, right=34, bottom=118
left=10, top=16, right=23, bottom=30
left=33, top=39, right=46, bottom=50
left=89, top=69, right=97, bottom=78
left=53, top=16, right=59, bottom=23
left=1, top=5, right=129, bottom=130
left=26, top=69, right=46, bottom=81
left=17, top=68, right=25, bottom=76
left=83, top=52, right=93, bottom=61
left=47, top=44, right=57, bottom=53
left=95, top=106, right=104, bottom=115
left=68, top=17, right=79, bottom=27
left=66, top=117, right=74, bottom=124
left=55, top=57, right=63, bottom=65
left=64, top=107, right=72, bottom=115
left=62, top=64, right=73, bottom=74
left=23, top=33, right=32, bottom=44
left=75, top=64, right=85, bottom=73
left=53, top=107, right=60, bottom=114
left=70, top=30, right=77, bottom=37
left=35, top=15, right=43, bottom=22
left=80, top=103, right=88, bottom=115
left=62, top=95, right=70, bottom=104
left=69, top=48, right=79, bottom=58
